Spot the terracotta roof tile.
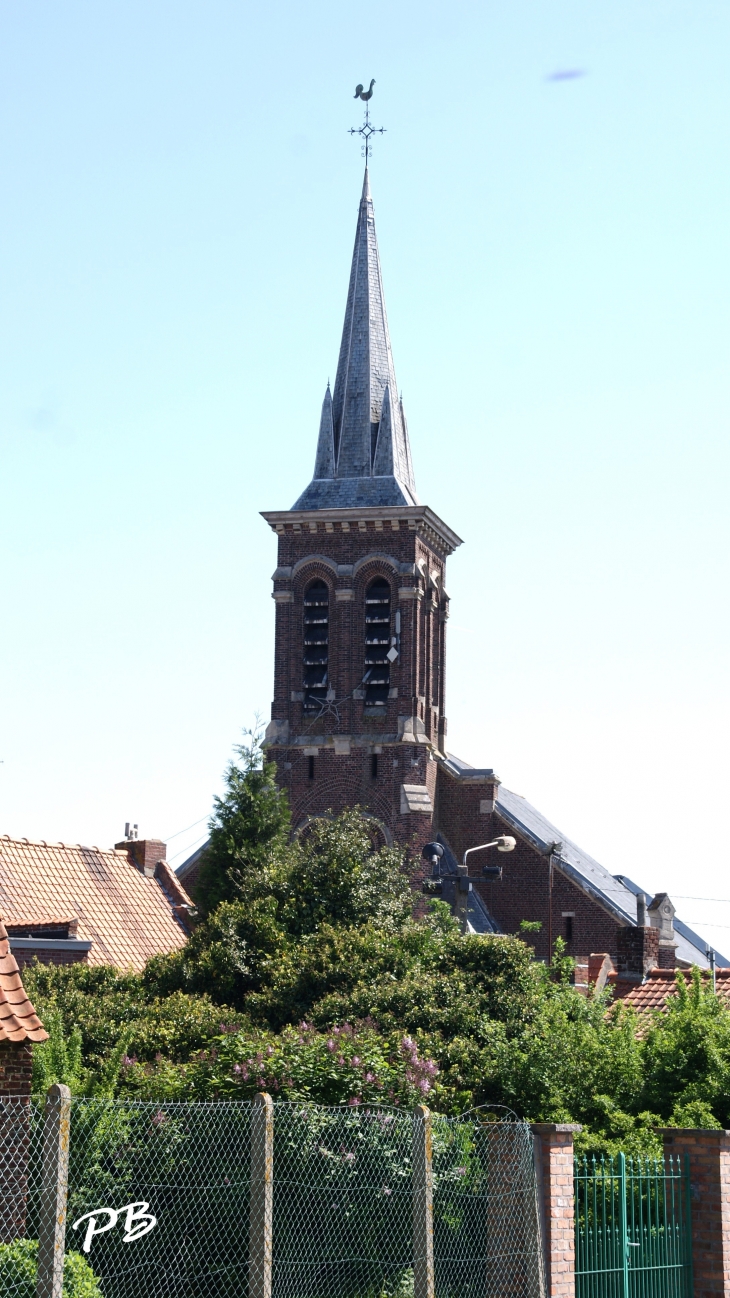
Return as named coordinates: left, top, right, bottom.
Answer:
left=0, top=920, right=47, bottom=1042
left=622, top=968, right=730, bottom=1014
left=0, top=836, right=190, bottom=973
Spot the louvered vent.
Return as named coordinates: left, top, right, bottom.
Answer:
left=303, top=580, right=329, bottom=711
left=364, top=577, right=391, bottom=706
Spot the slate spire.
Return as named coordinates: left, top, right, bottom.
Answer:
left=293, top=168, right=418, bottom=510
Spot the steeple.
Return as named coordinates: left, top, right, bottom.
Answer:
left=293, top=169, right=418, bottom=509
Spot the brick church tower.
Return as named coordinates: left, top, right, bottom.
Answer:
left=171, top=166, right=722, bottom=975
left=261, top=168, right=462, bottom=852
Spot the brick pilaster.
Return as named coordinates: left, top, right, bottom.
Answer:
left=660, top=1128, right=730, bottom=1298
left=531, top=1123, right=581, bottom=1298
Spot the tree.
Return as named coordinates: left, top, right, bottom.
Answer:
left=278, top=808, right=414, bottom=938
left=145, top=808, right=415, bottom=1006
left=192, top=725, right=291, bottom=917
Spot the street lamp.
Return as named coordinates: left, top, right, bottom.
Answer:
left=463, top=836, right=516, bottom=876
left=420, top=836, right=516, bottom=932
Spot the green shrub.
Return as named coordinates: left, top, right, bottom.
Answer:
left=0, top=1239, right=102, bottom=1298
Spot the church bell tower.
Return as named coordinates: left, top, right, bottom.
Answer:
left=261, top=169, right=462, bottom=848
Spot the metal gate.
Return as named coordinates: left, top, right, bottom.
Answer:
left=574, top=1152, right=693, bottom=1298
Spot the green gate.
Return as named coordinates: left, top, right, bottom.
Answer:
left=574, top=1153, right=693, bottom=1298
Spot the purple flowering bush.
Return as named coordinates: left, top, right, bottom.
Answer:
left=118, top=1021, right=439, bottom=1106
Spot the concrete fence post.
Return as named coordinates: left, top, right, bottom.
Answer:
left=530, top=1123, right=581, bottom=1298
left=35, top=1083, right=71, bottom=1298
left=249, top=1092, right=274, bottom=1298
left=413, top=1104, right=435, bottom=1298
left=659, top=1127, right=730, bottom=1298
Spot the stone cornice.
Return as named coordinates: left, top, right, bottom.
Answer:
left=261, top=505, right=463, bottom=557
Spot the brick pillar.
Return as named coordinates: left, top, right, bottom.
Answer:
left=660, top=1127, right=730, bottom=1298
left=531, top=1123, right=581, bottom=1298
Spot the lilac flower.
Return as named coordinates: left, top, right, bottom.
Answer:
left=347, top=1097, right=362, bottom=1106
left=327, top=1039, right=336, bottom=1052
left=351, top=1056, right=361, bottom=1067
left=233, top=1064, right=243, bottom=1075
left=364, top=1071, right=375, bottom=1083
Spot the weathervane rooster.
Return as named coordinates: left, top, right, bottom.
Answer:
left=349, top=80, right=384, bottom=160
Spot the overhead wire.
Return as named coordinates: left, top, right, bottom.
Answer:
left=162, top=814, right=210, bottom=843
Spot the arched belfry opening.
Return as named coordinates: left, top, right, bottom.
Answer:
left=303, top=580, right=329, bottom=711
left=364, top=577, right=391, bottom=707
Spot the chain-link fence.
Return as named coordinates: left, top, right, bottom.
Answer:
left=0, top=1093, right=544, bottom=1298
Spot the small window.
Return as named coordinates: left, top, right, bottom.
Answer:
left=565, top=916, right=573, bottom=941
left=364, top=578, right=391, bottom=705
left=308, top=755, right=315, bottom=780
left=371, top=754, right=379, bottom=780
left=303, top=580, right=329, bottom=711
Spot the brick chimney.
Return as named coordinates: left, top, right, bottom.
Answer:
left=616, top=921, right=659, bottom=982
left=647, top=893, right=677, bottom=969
left=116, top=837, right=167, bottom=879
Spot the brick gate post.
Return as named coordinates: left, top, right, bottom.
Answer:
left=659, top=1128, right=730, bottom=1298
left=530, top=1124, right=581, bottom=1298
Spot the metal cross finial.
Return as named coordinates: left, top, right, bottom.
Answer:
left=349, top=82, right=385, bottom=161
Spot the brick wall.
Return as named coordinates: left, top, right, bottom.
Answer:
left=276, top=742, right=438, bottom=855
left=0, top=1042, right=32, bottom=1099
left=0, top=1042, right=34, bottom=1243
left=452, top=814, right=623, bottom=964
left=12, top=947, right=88, bottom=970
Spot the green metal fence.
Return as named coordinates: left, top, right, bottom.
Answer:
left=574, top=1153, right=693, bottom=1298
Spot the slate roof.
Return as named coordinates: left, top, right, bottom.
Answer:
left=0, top=836, right=190, bottom=972
left=292, top=168, right=418, bottom=512
left=444, top=753, right=728, bottom=970
left=621, top=968, right=730, bottom=1013
left=0, top=918, right=47, bottom=1042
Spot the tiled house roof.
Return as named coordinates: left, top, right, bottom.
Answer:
left=621, top=968, right=730, bottom=1014
left=0, top=836, right=190, bottom=972
left=0, top=918, right=47, bottom=1042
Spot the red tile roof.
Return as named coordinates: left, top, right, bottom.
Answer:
left=0, top=918, right=47, bottom=1042
left=621, top=968, right=730, bottom=1013
left=0, top=836, right=191, bottom=972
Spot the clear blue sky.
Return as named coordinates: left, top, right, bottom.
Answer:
left=2, top=1, right=730, bottom=948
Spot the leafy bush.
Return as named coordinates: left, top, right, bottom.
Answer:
left=0, top=1240, right=102, bottom=1298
